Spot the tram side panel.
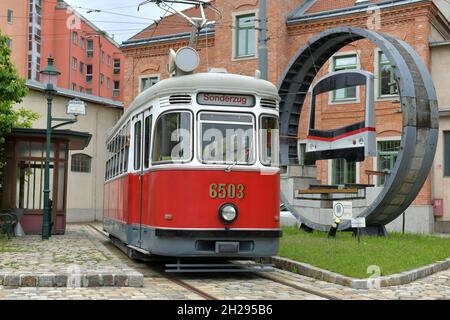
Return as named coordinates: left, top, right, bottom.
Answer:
left=103, top=175, right=131, bottom=243
left=135, top=170, right=280, bottom=257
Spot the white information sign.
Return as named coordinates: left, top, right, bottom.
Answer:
left=351, top=217, right=366, bottom=228
left=333, top=201, right=353, bottom=221
left=67, top=99, right=86, bottom=116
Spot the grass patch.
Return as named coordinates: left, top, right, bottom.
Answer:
left=280, top=227, right=450, bottom=279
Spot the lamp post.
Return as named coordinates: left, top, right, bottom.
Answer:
left=40, top=57, right=81, bottom=240
left=40, top=57, right=61, bottom=240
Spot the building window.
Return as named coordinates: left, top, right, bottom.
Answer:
left=7, top=9, right=13, bottom=24
left=86, top=64, right=93, bottom=83
left=72, top=57, right=77, bottom=70
left=100, top=73, right=104, bottom=85
left=80, top=87, right=84, bottom=93
left=114, top=59, right=121, bottom=74
left=87, top=39, right=94, bottom=57
left=377, top=140, right=400, bottom=186
left=378, top=51, right=399, bottom=97
left=444, top=132, right=450, bottom=177
left=298, top=142, right=306, bottom=166
left=71, top=154, right=91, bottom=173
left=140, top=76, right=159, bottom=92
left=106, top=77, right=110, bottom=89
left=332, top=159, right=356, bottom=185
left=72, top=83, right=77, bottom=91
left=72, top=32, right=78, bottom=45
left=6, top=39, right=12, bottom=48
left=113, top=81, right=120, bottom=97
left=101, top=50, right=105, bottom=63
left=86, top=89, right=92, bottom=95
left=332, top=54, right=358, bottom=102
left=107, top=54, right=111, bottom=66
left=80, top=37, right=85, bottom=49
left=79, top=61, right=84, bottom=73
left=235, top=13, right=256, bottom=58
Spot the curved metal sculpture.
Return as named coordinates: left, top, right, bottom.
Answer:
left=278, top=27, right=438, bottom=232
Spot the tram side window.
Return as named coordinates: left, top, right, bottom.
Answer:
left=124, top=122, right=130, bottom=172
left=144, top=115, right=152, bottom=169
left=200, top=112, right=255, bottom=165
left=260, top=116, right=279, bottom=166
left=153, top=112, right=192, bottom=164
left=134, top=121, right=142, bottom=170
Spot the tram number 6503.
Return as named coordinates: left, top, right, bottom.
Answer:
left=209, top=184, right=245, bottom=200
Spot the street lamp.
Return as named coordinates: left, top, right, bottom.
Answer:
left=40, top=57, right=60, bottom=240
left=40, top=57, right=80, bottom=240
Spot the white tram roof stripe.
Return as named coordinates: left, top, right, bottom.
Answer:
left=108, top=73, right=279, bottom=139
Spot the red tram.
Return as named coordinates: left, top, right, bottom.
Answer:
left=103, top=69, right=281, bottom=260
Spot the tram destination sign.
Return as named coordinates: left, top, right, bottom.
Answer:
left=197, top=93, right=255, bottom=107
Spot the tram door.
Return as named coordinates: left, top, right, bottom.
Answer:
left=132, top=109, right=152, bottom=248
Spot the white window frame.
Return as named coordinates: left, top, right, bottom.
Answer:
left=328, top=50, right=361, bottom=105
left=139, top=74, right=160, bottom=93
left=7, top=9, right=13, bottom=24
left=374, top=48, right=400, bottom=101
left=86, top=64, right=93, bottom=83
left=113, top=80, right=120, bottom=97
left=231, top=10, right=259, bottom=61
left=298, top=140, right=307, bottom=166
left=72, top=57, right=77, bottom=70
left=372, top=136, right=401, bottom=185
left=327, top=159, right=360, bottom=185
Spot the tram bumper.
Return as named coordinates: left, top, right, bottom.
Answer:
left=142, top=228, right=281, bottom=258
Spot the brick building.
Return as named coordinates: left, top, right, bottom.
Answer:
left=121, top=0, right=450, bottom=233
left=0, top=0, right=125, bottom=101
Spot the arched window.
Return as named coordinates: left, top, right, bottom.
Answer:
left=71, top=153, right=92, bottom=173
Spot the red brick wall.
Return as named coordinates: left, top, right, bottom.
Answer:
left=122, top=0, right=441, bottom=205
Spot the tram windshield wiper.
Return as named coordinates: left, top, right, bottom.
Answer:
left=225, top=161, right=237, bottom=173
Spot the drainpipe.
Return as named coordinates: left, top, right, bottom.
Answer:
left=258, top=0, right=268, bottom=80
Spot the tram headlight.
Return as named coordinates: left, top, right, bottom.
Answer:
left=219, top=204, right=238, bottom=224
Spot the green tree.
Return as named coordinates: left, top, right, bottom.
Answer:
left=0, top=32, right=40, bottom=204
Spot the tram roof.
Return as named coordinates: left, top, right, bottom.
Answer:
left=109, top=72, right=279, bottom=138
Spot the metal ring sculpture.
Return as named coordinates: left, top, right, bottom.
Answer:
left=278, top=27, right=438, bottom=232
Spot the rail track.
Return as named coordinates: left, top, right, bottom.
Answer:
left=88, top=224, right=339, bottom=301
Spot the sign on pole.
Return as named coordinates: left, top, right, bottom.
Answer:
left=351, top=217, right=366, bottom=228
left=67, top=99, right=86, bottom=116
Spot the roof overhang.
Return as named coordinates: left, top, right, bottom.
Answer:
left=26, top=80, right=124, bottom=110
left=121, top=27, right=215, bottom=49
left=287, top=0, right=427, bottom=24
left=8, top=128, right=92, bottom=151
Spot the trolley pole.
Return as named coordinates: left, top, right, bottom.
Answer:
left=258, top=0, right=268, bottom=80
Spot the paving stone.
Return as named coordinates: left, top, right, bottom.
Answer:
left=21, top=275, right=37, bottom=287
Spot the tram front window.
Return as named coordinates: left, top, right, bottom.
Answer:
left=200, top=112, right=255, bottom=165
left=152, top=111, right=192, bottom=164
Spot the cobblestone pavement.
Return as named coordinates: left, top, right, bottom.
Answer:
left=0, top=225, right=136, bottom=275
left=0, top=224, right=449, bottom=300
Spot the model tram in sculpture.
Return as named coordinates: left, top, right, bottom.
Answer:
left=103, top=47, right=281, bottom=262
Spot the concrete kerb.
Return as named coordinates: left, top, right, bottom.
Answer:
left=0, top=271, right=144, bottom=288
left=265, top=256, right=450, bottom=289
